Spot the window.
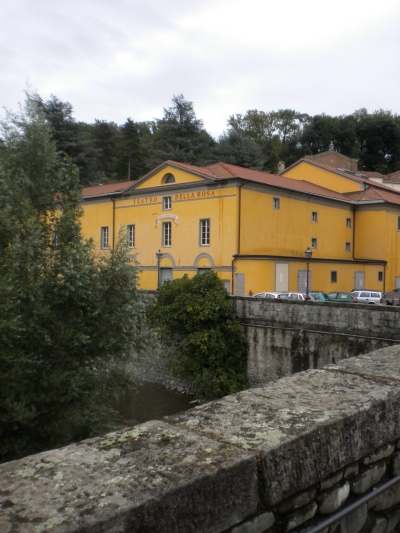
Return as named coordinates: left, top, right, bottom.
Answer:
left=378, top=271, right=383, bottom=282
left=162, top=222, right=171, bottom=247
left=312, top=211, right=318, bottom=223
left=345, top=242, right=351, bottom=252
left=311, top=238, right=317, bottom=249
left=163, top=196, right=171, bottom=210
left=162, top=173, right=175, bottom=184
left=127, top=224, right=135, bottom=248
left=346, top=218, right=351, bottom=228
left=100, top=226, right=109, bottom=249
left=331, top=271, right=337, bottom=283
left=273, top=197, right=280, bottom=210
left=199, top=219, right=210, bottom=246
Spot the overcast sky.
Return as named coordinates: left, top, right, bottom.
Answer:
left=1, top=0, right=400, bottom=138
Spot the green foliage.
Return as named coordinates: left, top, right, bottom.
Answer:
left=0, top=93, right=146, bottom=463
left=145, top=94, right=216, bottom=169
left=148, top=272, right=248, bottom=400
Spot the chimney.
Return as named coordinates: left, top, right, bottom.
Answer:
left=278, top=161, right=285, bottom=174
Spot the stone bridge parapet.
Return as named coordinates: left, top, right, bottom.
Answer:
left=2, top=345, right=400, bottom=532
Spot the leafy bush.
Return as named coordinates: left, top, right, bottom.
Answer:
left=148, top=272, right=248, bottom=399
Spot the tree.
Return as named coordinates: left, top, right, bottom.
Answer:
left=216, top=130, right=264, bottom=169
left=0, top=93, right=146, bottom=463
left=34, top=94, right=100, bottom=185
left=147, top=272, right=248, bottom=400
left=146, top=94, right=216, bottom=168
left=117, top=118, right=146, bottom=180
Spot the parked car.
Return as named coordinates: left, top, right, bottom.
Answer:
left=327, top=292, right=358, bottom=303
left=350, top=290, right=384, bottom=305
left=252, top=292, right=288, bottom=299
left=309, top=291, right=331, bottom=302
left=283, top=292, right=314, bottom=301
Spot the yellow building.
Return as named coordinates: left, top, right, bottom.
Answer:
left=81, top=154, right=400, bottom=295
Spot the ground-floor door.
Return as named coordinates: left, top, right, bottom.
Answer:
left=160, top=268, right=173, bottom=285
left=236, top=273, right=244, bottom=296
left=275, top=263, right=289, bottom=292
left=354, top=271, right=365, bottom=290
left=298, top=269, right=311, bottom=293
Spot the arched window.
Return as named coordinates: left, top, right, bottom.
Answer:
left=162, top=173, right=175, bottom=184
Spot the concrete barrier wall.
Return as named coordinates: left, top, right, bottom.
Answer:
left=3, top=345, right=400, bottom=533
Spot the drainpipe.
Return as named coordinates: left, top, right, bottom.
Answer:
left=232, top=180, right=245, bottom=295
left=112, top=198, right=116, bottom=250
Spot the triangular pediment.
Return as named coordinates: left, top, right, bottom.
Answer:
left=123, top=161, right=216, bottom=193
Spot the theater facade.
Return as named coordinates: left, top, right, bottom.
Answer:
left=81, top=153, right=400, bottom=295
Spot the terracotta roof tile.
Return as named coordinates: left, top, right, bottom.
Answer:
left=343, top=186, right=400, bottom=205
left=83, top=181, right=134, bottom=197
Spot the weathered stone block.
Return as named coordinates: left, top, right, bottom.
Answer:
left=0, top=420, right=258, bottom=533
left=285, top=502, right=317, bottom=532
left=320, top=471, right=343, bottom=491
left=344, top=463, right=359, bottom=479
left=275, top=487, right=317, bottom=514
left=363, top=444, right=395, bottom=465
left=368, top=483, right=400, bottom=511
left=352, top=462, right=386, bottom=494
left=369, top=516, right=387, bottom=533
left=318, top=482, right=350, bottom=514
left=391, top=451, right=400, bottom=475
left=338, top=503, right=367, bottom=533
left=230, top=511, right=275, bottom=533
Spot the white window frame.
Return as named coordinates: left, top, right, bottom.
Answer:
left=162, top=221, right=171, bottom=247
left=331, top=271, right=337, bottom=283
left=127, top=224, right=135, bottom=248
left=311, top=237, right=317, bottom=249
left=311, top=211, right=318, bottom=223
left=100, top=226, right=109, bottom=249
left=163, top=196, right=172, bottom=210
left=273, top=197, right=280, bottom=210
left=346, top=218, right=351, bottom=228
left=345, top=242, right=351, bottom=252
left=199, top=219, right=210, bottom=246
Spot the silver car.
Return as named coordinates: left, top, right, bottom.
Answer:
left=350, top=290, right=384, bottom=305
left=252, top=292, right=288, bottom=299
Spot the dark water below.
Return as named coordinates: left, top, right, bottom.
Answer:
left=110, top=382, right=197, bottom=429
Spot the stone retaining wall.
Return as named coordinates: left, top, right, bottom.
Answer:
left=233, top=297, right=400, bottom=387
left=133, top=295, right=400, bottom=391
left=2, top=345, right=400, bottom=532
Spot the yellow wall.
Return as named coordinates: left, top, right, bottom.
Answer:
left=81, top=168, right=240, bottom=290
left=240, top=187, right=354, bottom=259
left=283, top=161, right=363, bottom=194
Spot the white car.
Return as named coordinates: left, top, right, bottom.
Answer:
left=252, top=292, right=289, bottom=299
left=350, top=290, right=384, bottom=305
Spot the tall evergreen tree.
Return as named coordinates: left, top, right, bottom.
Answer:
left=117, top=118, right=146, bottom=180
left=146, top=94, right=215, bottom=168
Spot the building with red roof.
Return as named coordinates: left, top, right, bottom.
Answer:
left=80, top=151, right=400, bottom=294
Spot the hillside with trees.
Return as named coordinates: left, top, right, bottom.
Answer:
left=30, top=92, right=400, bottom=184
